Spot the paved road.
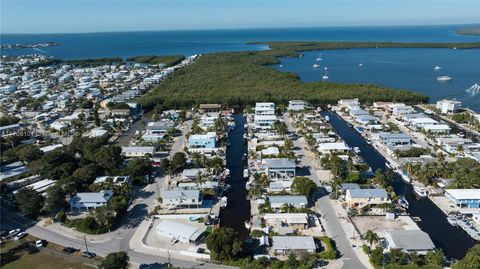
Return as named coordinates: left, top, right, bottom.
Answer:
left=284, top=113, right=367, bottom=269
left=1, top=120, right=232, bottom=269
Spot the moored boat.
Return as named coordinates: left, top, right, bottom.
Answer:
left=413, top=185, right=428, bottom=198
left=220, top=196, right=228, bottom=208
left=437, top=75, right=453, bottom=81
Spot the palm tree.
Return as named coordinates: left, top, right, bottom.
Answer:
left=364, top=230, right=379, bottom=247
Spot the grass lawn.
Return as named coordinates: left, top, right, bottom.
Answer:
left=1, top=236, right=97, bottom=269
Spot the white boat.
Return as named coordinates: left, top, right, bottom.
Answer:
left=324, top=115, right=330, bottom=122
left=220, top=196, right=228, bottom=208
left=322, top=68, right=329, bottom=80
left=244, top=221, right=251, bottom=230
left=358, top=63, right=363, bottom=67
left=316, top=53, right=323, bottom=61
left=313, top=63, right=320, bottom=68
left=413, top=185, right=428, bottom=198
left=447, top=216, right=458, bottom=226
left=243, top=168, right=249, bottom=179
left=279, top=64, right=283, bottom=68
left=353, top=147, right=361, bottom=154
left=424, top=109, right=433, bottom=115
left=398, top=196, right=409, bottom=209
left=385, top=162, right=392, bottom=169
left=437, top=76, right=453, bottom=81
left=434, top=65, right=443, bottom=70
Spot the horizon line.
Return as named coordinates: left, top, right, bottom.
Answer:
left=1, top=22, right=479, bottom=35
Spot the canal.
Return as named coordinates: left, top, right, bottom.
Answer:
left=220, top=114, right=250, bottom=239
left=322, top=110, right=476, bottom=260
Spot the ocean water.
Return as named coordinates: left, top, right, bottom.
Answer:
left=274, top=48, right=480, bottom=109
left=1, top=25, right=479, bottom=109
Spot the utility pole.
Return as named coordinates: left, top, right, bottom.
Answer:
left=83, top=234, right=89, bottom=252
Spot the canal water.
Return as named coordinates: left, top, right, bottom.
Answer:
left=322, top=110, right=476, bottom=259
left=220, top=114, right=250, bottom=239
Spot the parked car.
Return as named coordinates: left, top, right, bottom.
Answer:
left=14, top=232, right=27, bottom=240
left=82, top=251, right=96, bottom=258
left=139, top=264, right=152, bottom=269
left=35, top=239, right=46, bottom=247
left=8, top=229, right=20, bottom=237
left=63, top=247, right=79, bottom=254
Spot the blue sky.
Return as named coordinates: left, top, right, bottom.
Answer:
left=1, top=0, right=479, bottom=33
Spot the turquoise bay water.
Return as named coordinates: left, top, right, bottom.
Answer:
left=274, top=48, right=480, bottom=109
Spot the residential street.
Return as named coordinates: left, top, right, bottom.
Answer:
left=284, top=113, right=370, bottom=269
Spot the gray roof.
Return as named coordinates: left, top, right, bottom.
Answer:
left=350, top=109, right=369, bottom=116
left=385, top=230, right=435, bottom=251
left=161, top=189, right=200, bottom=200
left=73, top=190, right=113, bottom=203
left=263, top=158, right=296, bottom=169
left=347, top=188, right=388, bottom=199
left=356, top=115, right=378, bottom=121
left=379, top=133, right=411, bottom=139
left=268, top=195, right=308, bottom=207
left=272, top=236, right=316, bottom=251
left=156, top=220, right=205, bottom=241
left=340, top=183, right=361, bottom=190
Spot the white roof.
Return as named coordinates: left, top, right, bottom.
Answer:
left=262, top=147, right=280, bottom=156
left=317, top=142, right=350, bottom=151
left=156, top=220, right=205, bottom=241
left=410, top=118, right=438, bottom=124
left=73, top=190, right=113, bottom=203
left=39, top=144, right=63, bottom=153
left=423, top=124, right=451, bottom=130
left=121, top=146, right=155, bottom=153
left=189, top=132, right=216, bottom=140
left=255, top=115, right=277, bottom=120
left=272, top=236, right=316, bottom=251
left=264, top=213, right=308, bottom=224
left=446, top=189, right=480, bottom=200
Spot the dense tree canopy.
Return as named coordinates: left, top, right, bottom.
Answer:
left=99, top=251, right=129, bottom=269
left=291, top=177, right=317, bottom=198
left=452, top=244, right=480, bottom=269
left=206, top=227, right=245, bottom=261
left=16, top=188, right=44, bottom=217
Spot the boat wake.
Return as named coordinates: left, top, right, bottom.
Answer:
left=33, top=47, right=50, bottom=54
left=465, top=83, right=480, bottom=97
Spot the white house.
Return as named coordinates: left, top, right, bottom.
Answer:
left=317, top=142, right=350, bottom=154
left=121, top=146, right=155, bottom=157
left=436, top=99, right=462, bottom=114
left=263, top=213, right=309, bottom=229
left=161, top=189, right=203, bottom=209
left=255, top=102, right=275, bottom=115
left=384, top=230, right=435, bottom=255
left=254, top=115, right=277, bottom=130
left=288, top=100, right=306, bottom=111
left=155, top=220, right=205, bottom=245
left=69, top=190, right=113, bottom=211
left=268, top=195, right=308, bottom=209
left=345, top=188, right=390, bottom=208
left=271, top=236, right=316, bottom=255
left=93, top=176, right=132, bottom=186
left=423, top=124, right=451, bottom=134
left=263, top=158, right=296, bottom=178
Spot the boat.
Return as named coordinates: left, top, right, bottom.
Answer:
left=437, top=76, right=453, bottom=82
left=279, top=64, right=283, bottom=68
left=424, top=109, right=433, bottom=115
left=243, top=168, right=249, bottom=179
left=316, top=53, right=323, bottom=61
left=353, top=147, right=361, bottom=154
left=322, top=67, right=329, bottom=80
left=385, top=162, right=392, bottom=169
left=299, top=54, right=304, bottom=58
left=313, top=63, right=320, bottom=68
left=447, top=215, right=458, bottom=226
left=413, top=185, right=428, bottom=198
left=220, top=196, right=228, bottom=208
left=244, top=221, right=251, bottom=230
left=466, top=83, right=480, bottom=95
left=242, top=153, right=247, bottom=161
left=398, top=196, right=409, bottom=209
left=434, top=65, right=443, bottom=70
left=324, top=115, right=330, bottom=122
left=358, top=63, right=363, bottom=67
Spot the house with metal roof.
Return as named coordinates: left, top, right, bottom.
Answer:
left=268, top=195, right=308, bottom=210
left=121, top=146, right=155, bottom=157
left=317, top=142, right=350, bottom=154
left=182, top=168, right=208, bottom=180
left=271, top=236, right=316, bottom=255
left=263, top=158, right=296, bottom=178
left=378, top=133, right=411, bottom=146
left=445, top=189, right=480, bottom=208
left=198, top=104, right=222, bottom=114
left=384, top=230, right=435, bottom=255
left=69, top=190, right=114, bottom=211
left=161, top=189, right=203, bottom=209
left=264, top=213, right=309, bottom=230
left=155, top=220, right=205, bottom=245
left=345, top=188, right=390, bottom=208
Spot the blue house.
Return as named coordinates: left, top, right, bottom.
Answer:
left=188, top=132, right=217, bottom=149
left=445, top=189, right=480, bottom=208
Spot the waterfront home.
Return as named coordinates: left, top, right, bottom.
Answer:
left=288, top=100, right=307, bottom=111
left=436, top=136, right=474, bottom=154
left=389, top=104, right=415, bottom=116
left=378, top=133, right=411, bottom=146
left=268, top=181, right=293, bottom=192
left=161, top=189, right=203, bottom=209
left=408, top=117, right=438, bottom=128
left=356, top=115, right=379, bottom=125
left=182, top=168, right=208, bottom=180
left=338, top=98, right=360, bottom=111
left=340, top=183, right=361, bottom=192
left=255, top=102, right=275, bottom=115
left=445, top=189, right=480, bottom=208
left=268, top=195, right=308, bottom=210
left=155, top=220, right=205, bottom=245
left=263, top=158, right=296, bottom=178
left=271, top=236, right=316, bottom=255
left=188, top=132, right=217, bottom=149
left=317, top=142, right=350, bottom=154
left=83, top=127, right=108, bottom=138
left=142, top=132, right=165, bottom=142
left=254, top=114, right=277, bottom=130
left=349, top=109, right=370, bottom=118
left=121, top=146, right=155, bottom=157
left=261, top=146, right=280, bottom=157
left=110, top=108, right=131, bottom=117
left=373, top=102, right=394, bottom=110
left=422, top=124, right=451, bottom=134
left=264, top=213, right=309, bottom=229
left=198, top=103, right=222, bottom=114
left=93, top=176, right=132, bottom=186
left=436, top=99, right=462, bottom=114
left=345, top=188, right=390, bottom=208
left=400, top=113, right=428, bottom=123
left=177, top=181, right=218, bottom=190
left=383, top=230, right=435, bottom=255
left=146, top=120, right=175, bottom=134
left=69, top=190, right=113, bottom=211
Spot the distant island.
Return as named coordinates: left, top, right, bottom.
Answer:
left=1, top=42, right=59, bottom=49
left=456, top=27, right=480, bottom=36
